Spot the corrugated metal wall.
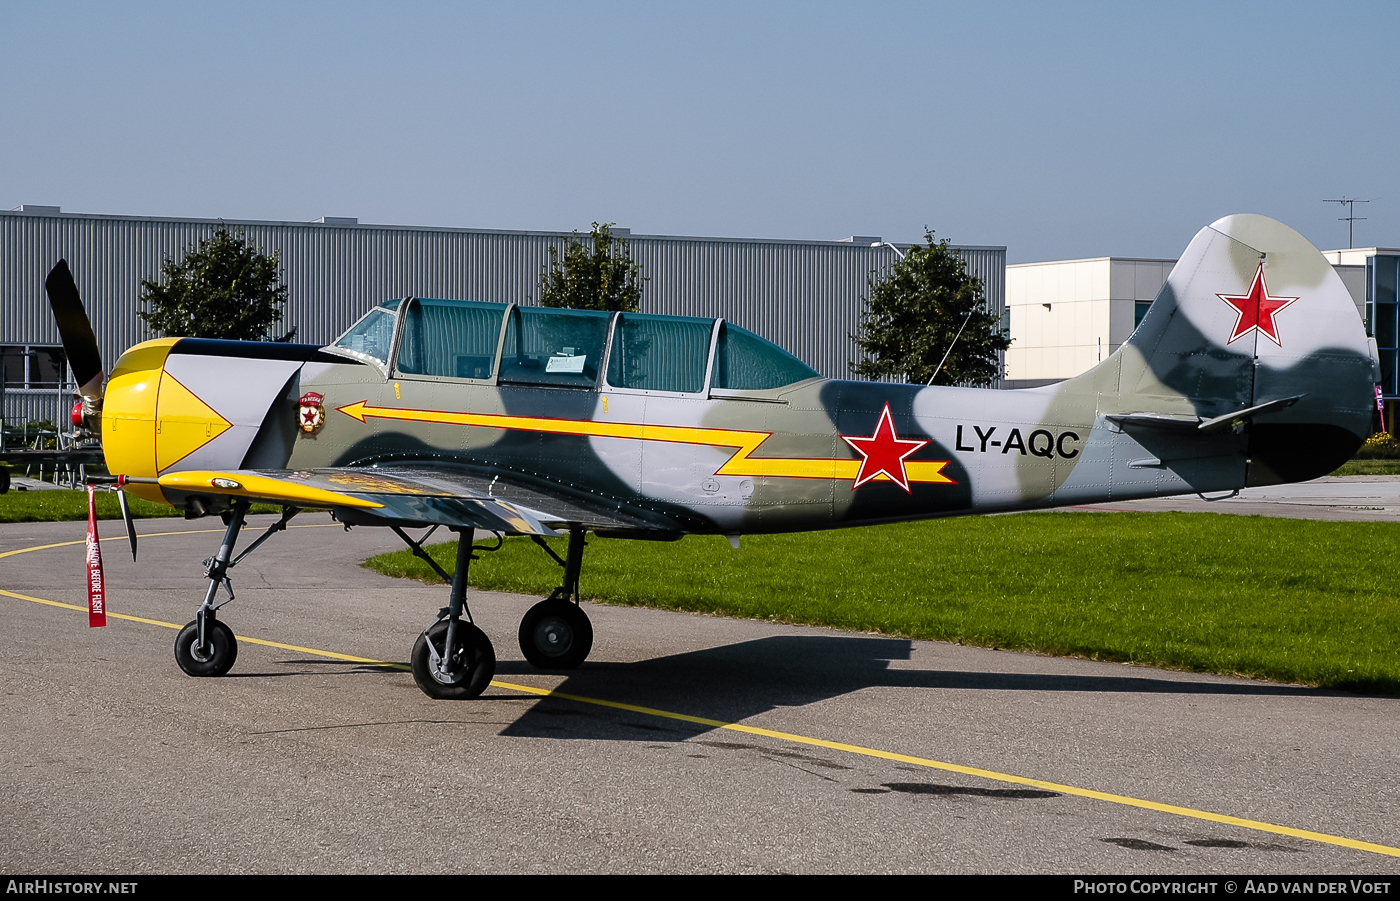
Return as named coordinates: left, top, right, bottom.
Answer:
left=1, top=210, right=1005, bottom=414
left=0, top=389, right=75, bottom=432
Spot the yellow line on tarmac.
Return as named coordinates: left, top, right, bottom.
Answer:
left=0, top=522, right=340, bottom=560
left=488, top=680, right=1400, bottom=859
left=0, top=523, right=379, bottom=662
left=0, top=588, right=393, bottom=665
left=4, top=531, right=1400, bottom=859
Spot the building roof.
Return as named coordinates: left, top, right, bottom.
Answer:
left=1006, top=256, right=1177, bottom=269
left=1320, top=248, right=1400, bottom=266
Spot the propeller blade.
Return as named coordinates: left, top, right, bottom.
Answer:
left=117, top=489, right=138, bottom=561
left=43, top=260, right=104, bottom=395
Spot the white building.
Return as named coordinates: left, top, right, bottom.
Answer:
left=1005, top=253, right=1369, bottom=386
left=1005, top=257, right=1174, bottom=384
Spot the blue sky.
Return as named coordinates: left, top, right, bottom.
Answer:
left=3, top=1, right=1395, bottom=262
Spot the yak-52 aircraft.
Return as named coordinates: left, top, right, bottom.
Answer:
left=44, top=214, right=1378, bottom=698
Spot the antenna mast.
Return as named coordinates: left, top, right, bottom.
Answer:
left=1324, top=197, right=1371, bottom=249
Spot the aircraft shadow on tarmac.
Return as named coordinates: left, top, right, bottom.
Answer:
left=490, top=634, right=1325, bottom=742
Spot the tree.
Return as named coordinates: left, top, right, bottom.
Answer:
left=536, top=222, right=646, bottom=311
left=851, top=230, right=1010, bottom=386
left=138, top=226, right=293, bottom=340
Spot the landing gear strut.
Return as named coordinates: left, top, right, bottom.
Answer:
left=399, top=527, right=497, bottom=699
left=175, top=501, right=299, bottom=678
left=518, top=529, right=593, bottom=670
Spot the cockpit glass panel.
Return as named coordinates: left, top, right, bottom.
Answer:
left=712, top=323, right=820, bottom=390
left=396, top=298, right=507, bottom=380
left=332, top=308, right=396, bottom=365
left=498, top=306, right=611, bottom=388
left=606, top=313, right=712, bottom=393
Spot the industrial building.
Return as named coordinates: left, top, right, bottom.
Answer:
left=1322, top=248, right=1400, bottom=412
left=0, top=206, right=1005, bottom=431
left=1005, top=249, right=1381, bottom=395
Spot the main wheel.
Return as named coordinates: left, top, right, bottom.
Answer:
left=174, top=619, right=238, bottom=677
left=411, top=620, right=495, bottom=700
left=518, top=599, right=593, bottom=669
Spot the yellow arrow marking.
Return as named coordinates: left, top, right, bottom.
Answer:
left=336, top=400, right=953, bottom=484
left=156, top=371, right=232, bottom=473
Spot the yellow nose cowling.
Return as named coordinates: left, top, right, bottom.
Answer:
left=105, top=338, right=238, bottom=507
left=102, top=339, right=174, bottom=504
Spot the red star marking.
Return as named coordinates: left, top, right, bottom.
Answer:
left=1217, top=262, right=1298, bottom=346
left=840, top=403, right=930, bottom=493
left=301, top=407, right=318, bottom=424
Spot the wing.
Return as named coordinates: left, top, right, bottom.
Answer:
left=150, top=464, right=686, bottom=537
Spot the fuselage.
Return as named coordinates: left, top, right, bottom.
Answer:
left=97, top=294, right=1282, bottom=536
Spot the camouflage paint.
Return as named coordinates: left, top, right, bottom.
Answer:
left=105, top=216, right=1374, bottom=537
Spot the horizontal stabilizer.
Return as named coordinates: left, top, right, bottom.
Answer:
left=1196, top=395, right=1302, bottom=433
left=1106, top=395, right=1303, bottom=434
left=1103, top=412, right=1199, bottom=431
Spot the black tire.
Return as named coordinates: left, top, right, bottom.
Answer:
left=518, top=599, right=593, bottom=669
left=174, top=619, right=238, bottom=677
left=411, top=620, right=495, bottom=700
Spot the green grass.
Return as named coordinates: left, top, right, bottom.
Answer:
left=365, top=513, right=1400, bottom=694
left=1329, top=459, right=1400, bottom=476
left=0, top=488, right=279, bottom=523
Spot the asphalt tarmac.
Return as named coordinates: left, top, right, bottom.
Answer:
left=1076, top=475, right=1400, bottom=521
left=3, top=503, right=1399, bottom=874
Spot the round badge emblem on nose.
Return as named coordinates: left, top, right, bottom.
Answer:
left=298, top=392, right=325, bottom=434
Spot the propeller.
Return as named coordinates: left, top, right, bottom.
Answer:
left=43, top=260, right=105, bottom=430
left=116, top=481, right=138, bottom=561
left=44, top=260, right=137, bottom=559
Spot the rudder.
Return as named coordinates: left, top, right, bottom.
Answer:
left=1118, top=214, right=1375, bottom=484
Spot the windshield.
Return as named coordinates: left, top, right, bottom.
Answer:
left=332, top=308, right=397, bottom=365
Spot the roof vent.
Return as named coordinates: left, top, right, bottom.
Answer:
left=839, top=235, right=881, bottom=244
left=315, top=216, right=358, bottom=225
left=14, top=205, right=61, bottom=214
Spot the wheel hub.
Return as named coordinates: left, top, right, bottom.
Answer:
left=534, top=617, right=573, bottom=656
left=431, top=642, right=468, bottom=685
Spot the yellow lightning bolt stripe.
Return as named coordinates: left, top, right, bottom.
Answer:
left=336, top=401, right=953, bottom=484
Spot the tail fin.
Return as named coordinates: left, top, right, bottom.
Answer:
left=1073, top=214, right=1375, bottom=485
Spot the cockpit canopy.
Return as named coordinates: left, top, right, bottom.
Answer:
left=329, top=298, right=819, bottom=393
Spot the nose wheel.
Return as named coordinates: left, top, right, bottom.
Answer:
left=174, top=618, right=238, bottom=676
left=173, top=500, right=296, bottom=680
left=518, top=599, right=593, bottom=669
